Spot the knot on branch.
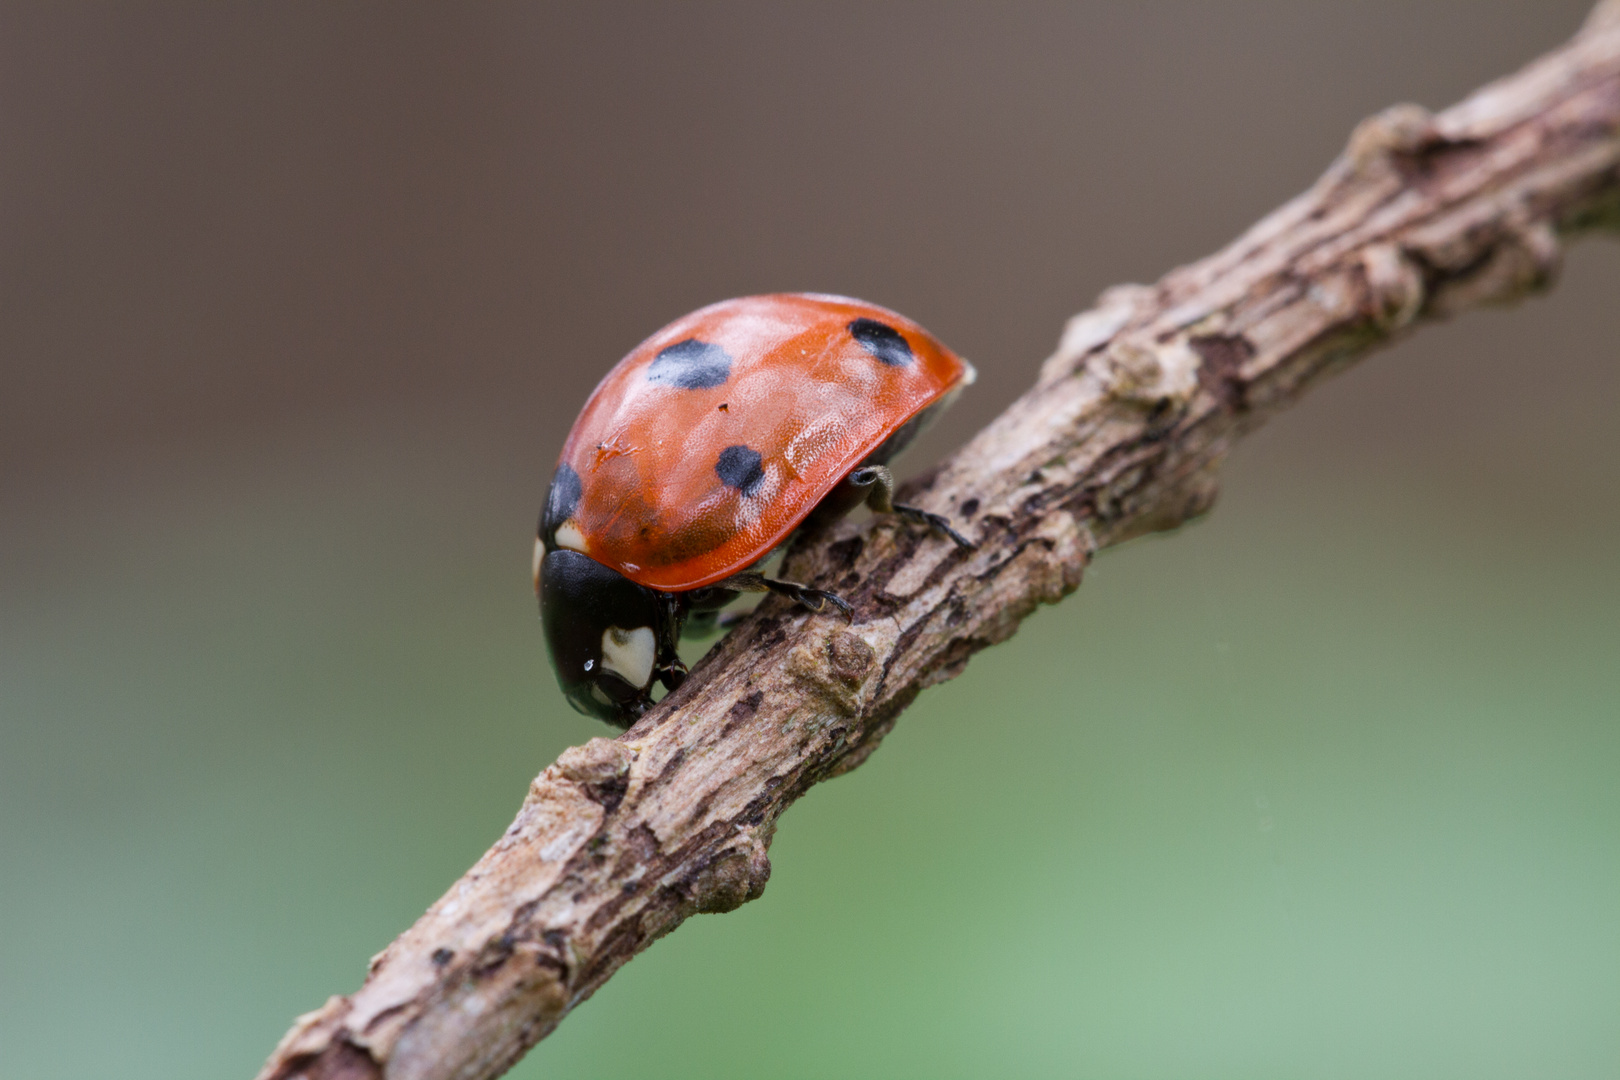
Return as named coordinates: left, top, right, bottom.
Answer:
left=689, top=829, right=773, bottom=914
left=1347, top=103, right=1442, bottom=174
left=788, top=628, right=877, bottom=715
left=1093, top=337, right=1201, bottom=409
left=551, top=738, right=634, bottom=787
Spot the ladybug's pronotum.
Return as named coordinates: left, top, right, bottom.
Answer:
left=536, top=293, right=975, bottom=726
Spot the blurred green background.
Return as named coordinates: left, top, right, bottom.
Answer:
left=2, top=3, right=1616, bottom=1078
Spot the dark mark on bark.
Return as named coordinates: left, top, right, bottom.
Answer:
left=932, top=635, right=983, bottom=682
left=751, top=616, right=788, bottom=652
left=430, top=947, right=454, bottom=967
left=583, top=773, right=629, bottom=815
left=858, top=590, right=905, bottom=616
left=270, top=1038, right=383, bottom=1080
left=360, top=1001, right=410, bottom=1037
left=917, top=543, right=976, bottom=596
left=864, top=526, right=926, bottom=597
left=959, top=497, right=980, bottom=517
left=685, top=790, right=717, bottom=826
left=873, top=610, right=936, bottom=703
left=474, top=932, right=516, bottom=977
left=978, top=513, right=1013, bottom=538
left=1189, top=334, right=1256, bottom=412
left=826, top=536, right=864, bottom=569
left=729, top=690, right=764, bottom=720
left=1389, top=135, right=1487, bottom=186
left=534, top=932, right=573, bottom=977
left=720, top=689, right=766, bottom=740
left=577, top=918, right=647, bottom=988
left=635, top=746, right=685, bottom=796
left=624, top=822, right=659, bottom=864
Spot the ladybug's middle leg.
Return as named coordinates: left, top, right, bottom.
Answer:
left=653, top=591, right=689, bottom=690
left=847, top=466, right=975, bottom=550
left=709, top=572, right=854, bottom=622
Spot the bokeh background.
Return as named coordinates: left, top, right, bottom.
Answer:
left=3, top=3, right=1617, bottom=1077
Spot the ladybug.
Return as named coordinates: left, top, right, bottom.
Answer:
left=536, top=293, right=975, bottom=727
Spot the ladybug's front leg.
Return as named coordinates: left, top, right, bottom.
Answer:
left=847, top=466, right=975, bottom=550
left=709, top=572, right=854, bottom=622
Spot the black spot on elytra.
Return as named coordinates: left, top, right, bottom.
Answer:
left=542, top=463, right=582, bottom=536
left=848, top=318, right=913, bottom=366
left=715, top=444, right=764, bottom=496
left=646, top=338, right=732, bottom=389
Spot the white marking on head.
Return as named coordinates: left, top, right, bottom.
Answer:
left=589, top=683, right=614, bottom=707
left=532, top=536, right=546, bottom=590
left=600, top=625, right=656, bottom=689
left=554, top=519, right=587, bottom=553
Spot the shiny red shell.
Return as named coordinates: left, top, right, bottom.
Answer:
left=551, top=293, right=970, bottom=592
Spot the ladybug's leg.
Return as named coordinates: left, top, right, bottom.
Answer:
left=847, top=466, right=975, bottom=550
left=654, top=591, right=689, bottom=691
left=710, top=572, right=854, bottom=622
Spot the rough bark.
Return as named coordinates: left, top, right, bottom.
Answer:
left=261, top=7, right=1620, bottom=1079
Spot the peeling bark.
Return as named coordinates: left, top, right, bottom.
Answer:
left=261, top=8, right=1620, bottom=1079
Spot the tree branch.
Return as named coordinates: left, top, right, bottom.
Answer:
left=261, top=9, right=1620, bottom=1080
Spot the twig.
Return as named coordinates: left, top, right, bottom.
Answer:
left=261, top=8, right=1620, bottom=1079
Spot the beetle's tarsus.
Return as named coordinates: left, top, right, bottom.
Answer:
left=801, top=587, right=854, bottom=621
left=894, top=504, right=976, bottom=550
left=851, top=465, right=975, bottom=550
left=710, top=572, right=855, bottom=622
left=657, top=659, right=689, bottom=691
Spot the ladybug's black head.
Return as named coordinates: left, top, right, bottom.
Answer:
left=539, top=548, right=669, bottom=728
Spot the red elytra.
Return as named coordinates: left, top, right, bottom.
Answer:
left=549, top=293, right=972, bottom=592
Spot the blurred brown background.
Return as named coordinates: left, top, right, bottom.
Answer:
left=6, top=1, right=1612, bottom=502
left=2, top=4, right=1616, bottom=1079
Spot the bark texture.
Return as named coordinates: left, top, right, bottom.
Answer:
left=262, top=7, right=1620, bottom=1079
